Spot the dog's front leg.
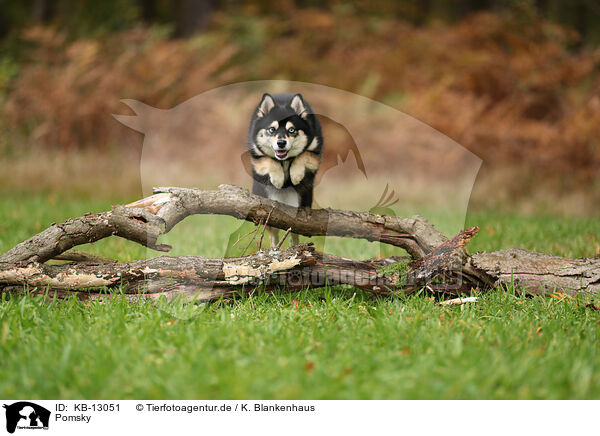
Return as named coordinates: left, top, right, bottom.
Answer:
left=290, top=152, right=320, bottom=185
left=252, top=157, right=285, bottom=189
left=268, top=226, right=279, bottom=248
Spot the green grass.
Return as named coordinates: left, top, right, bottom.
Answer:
left=1, top=193, right=599, bottom=399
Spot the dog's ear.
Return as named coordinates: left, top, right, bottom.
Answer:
left=256, top=93, right=275, bottom=118
left=290, top=94, right=308, bottom=119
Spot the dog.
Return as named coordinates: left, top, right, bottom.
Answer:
left=248, top=93, right=323, bottom=247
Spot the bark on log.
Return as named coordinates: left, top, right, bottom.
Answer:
left=470, top=249, right=600, bottom=296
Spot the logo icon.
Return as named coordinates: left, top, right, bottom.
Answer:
left=3, top=402, right=50, bottom=434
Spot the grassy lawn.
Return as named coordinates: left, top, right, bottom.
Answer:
left=1, top=193, right=599, bottom=399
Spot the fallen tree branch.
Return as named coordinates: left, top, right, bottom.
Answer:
left=0, top=207, right=170, bottom=265
left=0, top=184, right=447, bottom=265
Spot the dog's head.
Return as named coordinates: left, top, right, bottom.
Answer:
left=249, top=93, right=321, bottom=161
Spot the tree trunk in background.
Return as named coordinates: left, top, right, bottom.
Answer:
left=175, top=0, right=216, bottom=37
left=33, top=0, right=54, bottom=23
left=138, top=0, right=156, bottom=24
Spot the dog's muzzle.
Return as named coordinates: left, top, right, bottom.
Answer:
left=275, top=139, right=288, bottom=159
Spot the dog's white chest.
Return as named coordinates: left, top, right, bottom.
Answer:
left=265, top=186, right=300, bottom=207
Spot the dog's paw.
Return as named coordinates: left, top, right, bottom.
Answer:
left=290, top=159, right=306, bottom=185
left=270, top=166, right=285, bottom=188
left=290, top=152, right=320, bottom=185
left=253, top=157, right=285, bottom=189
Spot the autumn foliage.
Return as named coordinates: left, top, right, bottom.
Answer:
left=3, top=10, right=600, bottom=181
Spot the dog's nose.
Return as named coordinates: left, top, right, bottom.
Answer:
left=276, top=139, right=287, bottom=148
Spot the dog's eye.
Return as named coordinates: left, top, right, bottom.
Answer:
left=288, top=127, right=295, bottom=134
left=267, top=127, right=276, bottom=134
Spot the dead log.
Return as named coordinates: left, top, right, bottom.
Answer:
left=0, top=243, right=401, bottom=301
left=0, top=184, right=598, bottom=299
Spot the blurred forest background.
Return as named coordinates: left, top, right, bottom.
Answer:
left=0, top=0, right=599, bottom=213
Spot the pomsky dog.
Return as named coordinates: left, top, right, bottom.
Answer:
left=248, top=93, right=323, bottom=247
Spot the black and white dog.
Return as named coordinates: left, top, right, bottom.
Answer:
left=247, top=93, right=323, bottom=246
